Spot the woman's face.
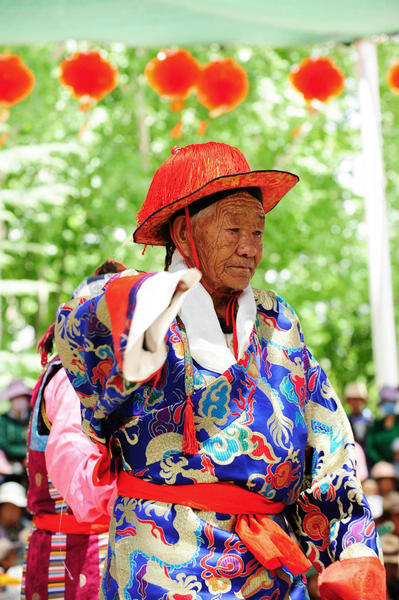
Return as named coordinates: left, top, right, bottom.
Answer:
left=174, top=192, right=265, bottom=294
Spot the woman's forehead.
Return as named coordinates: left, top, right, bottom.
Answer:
left=211, top=193, right=266, bottom=219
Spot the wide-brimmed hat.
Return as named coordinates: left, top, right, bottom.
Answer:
left=133, top=142, right=299, bottom=246
left=343, top=381, right=368, bottom=401
left=0, top=481, right=27, bottom=508
left=371, top=461, right=396, bottom=480
left=380, top=534, right=399, bottom=564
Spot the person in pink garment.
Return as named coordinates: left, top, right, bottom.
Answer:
left=21, top=261, right=123, bottom=600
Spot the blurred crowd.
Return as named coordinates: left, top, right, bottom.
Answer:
left=0, top=380, right=32, bottom=599
left=0, top=374, right=399, bottom=598
left=307, top=381, right=399, bottom=600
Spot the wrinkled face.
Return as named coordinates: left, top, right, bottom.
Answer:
left=173, top=192, right=265, bottom=294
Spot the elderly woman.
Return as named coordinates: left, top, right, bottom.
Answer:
left=55, top=142, right=384, bottom=600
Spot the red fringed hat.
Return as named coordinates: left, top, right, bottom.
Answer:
left=133, top=142, right=299, bottom=246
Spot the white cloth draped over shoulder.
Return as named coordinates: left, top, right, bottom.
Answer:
left=123, top=250, right=257, bottom=381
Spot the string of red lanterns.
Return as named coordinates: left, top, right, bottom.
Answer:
left=144, top=49, right=249, bottom=137
left=2, top=48, right=399, bottom=146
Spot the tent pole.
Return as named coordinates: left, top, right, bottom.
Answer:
left=355, top=38, right=398, bottom=389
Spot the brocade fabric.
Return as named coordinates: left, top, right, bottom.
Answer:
left=55, top=273, right=382, bottom=600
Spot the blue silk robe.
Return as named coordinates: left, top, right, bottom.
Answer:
left=55, top=270, right=381, bottom=600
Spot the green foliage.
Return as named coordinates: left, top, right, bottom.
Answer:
left=1, top=40, right=399, bottom=401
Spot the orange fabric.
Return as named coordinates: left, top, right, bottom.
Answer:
left=118, top=471, right=311, bottom=575
left=118, top=471, right=284, bottom=513
left=92, top=444, right=117, bottom=487
left=104, top=272, right=148, bottom=369
left=33, top=512, right=109, bottom=535
left=235, top=513, right=311, bottom=575
left=318, top=557, right=386, bottom=600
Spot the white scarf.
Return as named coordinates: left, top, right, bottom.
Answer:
left=168, top=250, right=256, bottom=373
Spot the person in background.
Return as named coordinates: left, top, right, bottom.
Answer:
left=0, top=451, right=13, bottom=485
left=391, top=437, right=399, bottom=478
left=362, top=478, right=383, bottom=527
left=21, top=261, right=122, bottom=600
left=367, top=386, right=399, bottom=465
left=382, top=491, right=399, bottom=537
left=354, top=442, right=368, bottom=482
left=0, top=380, right=31, bottom=464
left=343, top=381, right=373, bottom=447
left=0, top=538, right=20, bottom=573
left=0, top=538, right=23, bottom=600
left=380, top=534, right=399, bottom=600
left=370, top=461, right=397, bottom=497
left=0, top=482, right=30, bottom=546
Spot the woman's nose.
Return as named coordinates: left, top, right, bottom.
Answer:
left=237, top=232, right=257, bottom=257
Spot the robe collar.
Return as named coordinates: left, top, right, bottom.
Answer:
left=168, top=250, right=256, bottom=373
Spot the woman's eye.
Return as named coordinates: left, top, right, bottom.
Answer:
left=254, top=231, right=263, bottom=237
left=227, top=228, right=239, bottom=233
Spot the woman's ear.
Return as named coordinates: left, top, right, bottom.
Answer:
left=171, top=215, right=191, bottom=256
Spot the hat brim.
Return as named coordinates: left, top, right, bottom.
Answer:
left=133, top=169, right=299, bottom=246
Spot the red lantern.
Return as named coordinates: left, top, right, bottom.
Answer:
left=387, top=60, right=399, bottom=95
left=144, top=49, right=200, bottom=112
left=0, top=54, right=35, bottom=108
left=195, top=58, right=249, bottom=118
left=289, top=56, right=345, bottom=103
left=59, top=51, right=118, bottom=110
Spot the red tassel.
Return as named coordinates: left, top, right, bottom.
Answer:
left=37, top=322, right=55, bottom=366
left=30, top=370, right=45, bottom=407
left=182, top=396, right=199, bottom=455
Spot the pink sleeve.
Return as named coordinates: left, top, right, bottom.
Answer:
left=44, top=368, right=117, bottom=522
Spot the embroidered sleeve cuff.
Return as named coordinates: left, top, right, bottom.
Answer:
left=318, top=556, right=386, bottom=600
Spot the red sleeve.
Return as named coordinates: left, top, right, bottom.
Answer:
left=104, top=272, right=152, bottom=369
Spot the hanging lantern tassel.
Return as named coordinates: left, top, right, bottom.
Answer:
left=170, top=99, right=186, bottom=112
left=197, top=120, right=209, bottom=136
left=0, top=108, right=10, bottom=122
left=169, top=119, right=183, bottom=139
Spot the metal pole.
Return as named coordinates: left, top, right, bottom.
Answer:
left=356, top=38, right=398, bottom=388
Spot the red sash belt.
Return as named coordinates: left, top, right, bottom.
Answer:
left=118, top=471, right=311, bottom=576
left=33, top=512, right=110, bottom=535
